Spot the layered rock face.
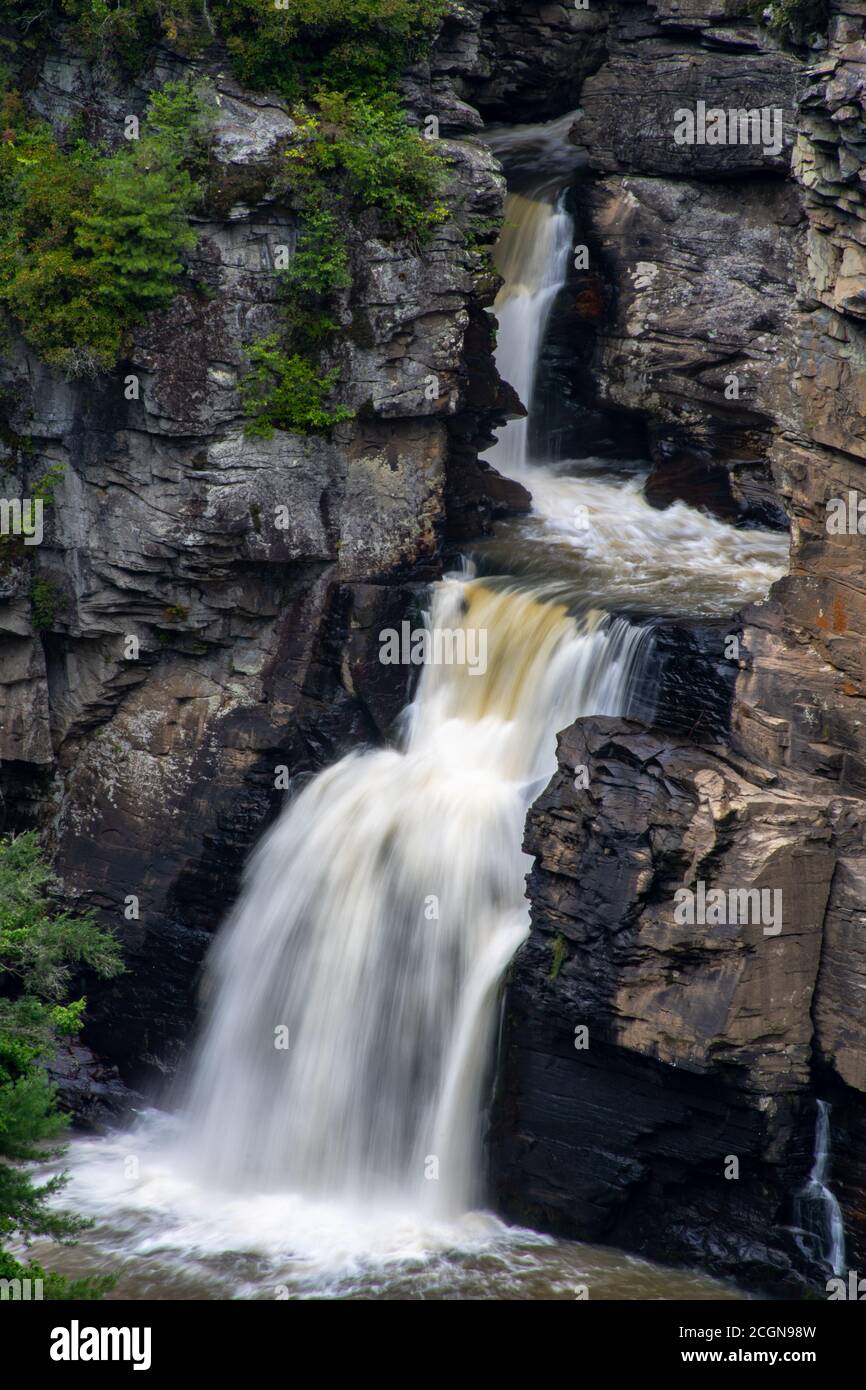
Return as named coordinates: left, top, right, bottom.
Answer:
left=734, top=0, right=866, bottom=1281
left=0, top=31, right=518, bottom=1083
left=411, top=0, right=608, bottom=129
left=485, top=0, right=866, bottom=1292
left=576, top=1, right=802, bottom=525
left=492, top=719, right=858, bottom=1292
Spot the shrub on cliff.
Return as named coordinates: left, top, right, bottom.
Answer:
left=242, top=91, right=447, bottom=435
left=0, top=0, right=204, bottom=69
left=0, top=832, right=123, bottom=1298
left=29, top=576, right=61, bottom=630
left=216, top=0, right=446, bottom=101
left=754, top=0, right=829, bottom=42
left=0, top=0, right=447, bottom=89
left=0, top=79, right=211, bottom=375
left=286, top=92, right=448, bottom=242
left=0, top=4, right=449, bottom=427
left=239, top=333, right=354, bottom=435
left=284, top=204, right=351, bottom=304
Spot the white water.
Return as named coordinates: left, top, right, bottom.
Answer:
left=174, top=163, right=650, bottom=1224
left=795, top=1101, right=847, bottom=1276
left=34, top=115, right=788, bottom=1300
left=482, top=465, right=789, bottom=615
left=480, top=181, right=789, bottom=614
left=33, top=580, right=647, bottom=1298
left=181, top=581, right=644, bottom=1215
left=489, top=188, right=574, bottom=473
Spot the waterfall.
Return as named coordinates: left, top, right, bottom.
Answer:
left=487, top=187, right=574, bottom=473
left=479, top=189, right=788, bottom=616
left=182, top=581, right=645, bottom=1213
left=38, top=114, right=789, bottom=1299
left=795, top=1100, right=847, bottom=1276
left=176, top=128, right=647, bottom=1217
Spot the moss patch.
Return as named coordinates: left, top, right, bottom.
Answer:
left=549, top=934, right=568, bottom=981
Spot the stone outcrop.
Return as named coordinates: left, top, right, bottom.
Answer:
left=585, top=171, right=801, bottom=525
left=628, top=617, right=738, bottom=742
left=492, top=719, right=856, bottom=1292
left=51, top=1039, right=136, bottom=1132
left=731, top=0, right=866, bottom=1277
left=573, top=1, right=803, bottom=525
left=408, top=0, right=608, bottom=130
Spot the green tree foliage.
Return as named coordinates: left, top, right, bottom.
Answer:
left=285, top=204, right=351, bottom=304
left=215, top=0, right=447, bottom=101
left=0, top=4, right=450, bottom=430
left=0, top=79, right=211, bottom=374
left=0, top=1, right=205, bottom=70
left=74, top=152, right=198, bottom=313
left=239, top=333, right=354, bottom=435
left=275, top=205, right=347, bottom=357
left=0, top=832, right=123, bottom=1297
left=242, top=89, right=446, bottom=435
left=0, top=1, right=447, bottom=89
left=241, top=88, right=447, bottom=432
left=29, top=576, right=60, bottom=631
left=287, top=92, right=447, bottom=242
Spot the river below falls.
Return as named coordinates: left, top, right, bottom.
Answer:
left=24, top=115, right=790, bottom=1301
left=26, top=1115, right=745, bottom=1301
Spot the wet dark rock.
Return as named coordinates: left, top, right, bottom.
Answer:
left=411, top=0, right=608, bottom=128
left=576, top=7, right=800, bottom=179
left=628, top=618, right=739, bottom=742
left=50, top=1040, right=138, bottom=1131
left=584, top=171, right=802, bottom=527
left=491, top=718, right=852, bottom=1294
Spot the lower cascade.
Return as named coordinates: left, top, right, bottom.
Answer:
left=182, top=582, right=644, bottom=1213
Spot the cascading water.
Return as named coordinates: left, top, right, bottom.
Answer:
left=175, top=142, right=650, bottom=1220
left=182, top=582, right=644, bottom=1215
left=31, top=113, right=789, bottom=1300
left=795, top=1101, right=847, bottom=1276
left=479, top=182, right=788, bottom=616
left=486, top=185, right=574, bottom=473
